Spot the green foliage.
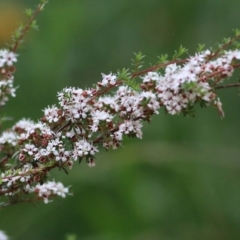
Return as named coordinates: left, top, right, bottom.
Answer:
left=199, top=99, right=208, bottom=108
left=131, top=51, right=145, bottom=73
left=222, top=37, right=231, bottom=45
left=231, top=30, right=240, bottom=48
left=24, top=8, right=34, bottom=17
left=66, top=234, right=77, bottom=240
left=182, top=102, right=195, bottom=117
left=157, top=53, right=168, bottom=64
left=233, top=28, right=240, bottom=36
left=30, top=20, right=39, bottom=31
left=40, top=0, right=48, bottom=4
left=11, top=23, right=24, bottom=44
left=182, top=81, right=198, bottom=92
left=172, top=45, right=188, bottom=60
left=196, top=43, right=205, bottom=52
left=117, top=68, right=140, bottom=91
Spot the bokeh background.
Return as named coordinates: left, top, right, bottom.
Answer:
left=0, top=0, right=240, bottom=239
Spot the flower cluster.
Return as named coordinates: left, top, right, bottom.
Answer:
left=33, top=180, right=69, bottom=203
left=0, top=50, right=17, bottom=106
left=0, top=18, right=240, bottom=207
left=1, top=47, right=240, bottom=206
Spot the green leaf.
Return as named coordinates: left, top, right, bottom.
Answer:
left=196, top=43, right=205, bottom=52
left=222, top=37, right=231, bottom=44
left=24, top=8, right=34, bottom=17
left=117, top=68, right=140, bottom=91
left=131, top=52, right=145, bottom=73
left=157, top=54, right=168, bottom=64
left=30, top=20, right=39, bottom=31
left=182, top=81, right=198, bottom=91
left=66, top=234, right=77, bottom=240
left=172, top=45, right=188, bottom=60
left=182, top=103, right=195, bottom=117
left=199, top=100, right=208, bottom=108
left=233, top=28, right=240, bottom=37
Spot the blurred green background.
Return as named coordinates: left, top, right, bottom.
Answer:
left=0, top=0, right=240, bottom=239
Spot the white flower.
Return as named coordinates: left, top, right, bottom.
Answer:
left=116, top=86, right=131, bottom=97
left=90, top=110, right=114, bottom=132
left=58, top=87, right=92, bottom=121
left=33, top=181, right=69, bottom=204
left=73, top=139, right=98, bottom=160
left=0, top=49, right=17, bottom=67
left=92, top=110, right=113, bottom=122
left=113, top=130, right=123, bottom=141
left=13, top=118, right=35, bottom=131
left=43, top=105, right=61, bottom=123
left=54, top=148, right=71, bottom=162
left=142, top=72, right=160, bottom=82
left=4, top=51, right=17, bottom=66
left=119, top=94, right=142, bottom=117
left=101, top=73, right=117, bottom=86
left=0, top=230, right=8, bottom=240
left=0, top=78, right=16, bottom=105
left=140, top=92, right=160, bottom=113
left=0, top=131, right=18, bottom=146
left=225, top=50, right=240, bottom=60
left=119, top=120, right=143, bottom=139
left=23, top=143, right=38, bottom=156
left=165, top=63, right=179, bottom=76
left=96, top=96, right=120, bottom=112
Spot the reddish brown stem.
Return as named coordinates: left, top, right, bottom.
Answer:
left=214, top=83, right=240, bottom=90
left=11, top=3, right=46, bottom=52
left=206, top=34, right=240, bottom=61
left=131, top=59, right=187, bottom=78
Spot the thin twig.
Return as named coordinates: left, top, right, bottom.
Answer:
left=214, top=83, right=240, bottom=89
left=206, top=34, right=240, bottom=61
left=131, top=59, right=187, bottom=78
left=11, top=2, right=47, bottom=52
left=56, top=120, right=71, bottom=133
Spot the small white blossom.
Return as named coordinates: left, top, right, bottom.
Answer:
left=33, top=181, right=69, bottom=204
left=142, top=71, right=160, bottom=82
left=96, top=96, right=120, bottom=112
left=101, top=72, right=117, bottom=86
left=140, top=91, right=160, bottom=113
left=225, top=50, right=240, bottom=60
left=0, top=78, right=16, bottom=105
left=90, top=110, right=114, bottom=132
left=43, top=105, right=61, bottom=123
left=119, top=120, right=143, bottom=139
left=23, top=143, right=38, bottom=156
left=0, top=131, right=18, bottom=146
left=0, top=49, right=17, bottom=67
left=0, top=230, right=8, bottom=240
left=72, top=139, right=98, bottom=160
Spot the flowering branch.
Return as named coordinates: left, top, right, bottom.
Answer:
left=0, top=2, right=240, bottom=208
